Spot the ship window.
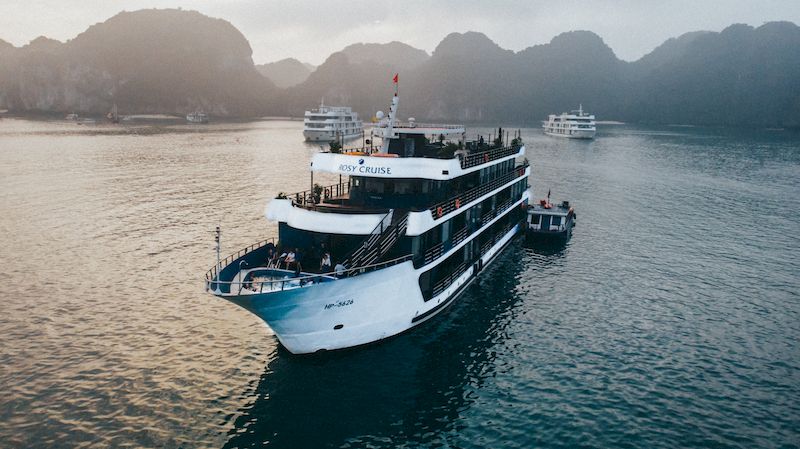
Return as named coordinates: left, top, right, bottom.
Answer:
left=552, top=216, right=562, bottom=226
left=365, top=179, right=384, bottom=194
left=532, top=214, right=540, bottom=224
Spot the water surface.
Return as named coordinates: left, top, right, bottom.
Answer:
left=0, top=119, right=798, bottom=448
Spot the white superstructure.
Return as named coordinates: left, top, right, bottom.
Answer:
left=303, top=100, right=363, bottom=142
left=542, top=105, right=596, bottom=139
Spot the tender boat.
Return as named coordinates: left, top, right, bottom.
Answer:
left=303, top=100, right=363, bottom=142
left=542, top=105, right=596, bottom=139
left=206, top=80, right=531, bottom=354
left=525, top=196, right=575, bottom=242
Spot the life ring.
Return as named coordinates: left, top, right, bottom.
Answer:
left=436, top=206, right=443, bottom=218
left=455, top=198, right=461, bottom=209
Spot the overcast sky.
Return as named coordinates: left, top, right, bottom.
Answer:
left=2, top=0, right=799, bottom=65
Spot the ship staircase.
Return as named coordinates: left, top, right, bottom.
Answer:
left=341, top=209, right=409, bottom=270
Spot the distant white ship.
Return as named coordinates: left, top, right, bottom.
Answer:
left=186, top=111, right=209, bottom=124
left=303, top=100, right=363, bottom=142
left=542, top=105, right=596, bottom=139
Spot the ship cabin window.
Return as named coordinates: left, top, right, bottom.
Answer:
left=552, top=216, right=562, bottom=226
left=349, top=177, right=444, bottom=208
left=531, top=214, right=541, bottom=225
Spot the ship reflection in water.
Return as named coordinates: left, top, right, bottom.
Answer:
left=223, top=245, right=529, bottom=448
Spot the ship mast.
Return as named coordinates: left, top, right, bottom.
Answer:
left=380, top=74, right=400, bottom=154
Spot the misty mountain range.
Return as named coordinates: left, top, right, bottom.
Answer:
left=1, top=9, right=798, bottom=128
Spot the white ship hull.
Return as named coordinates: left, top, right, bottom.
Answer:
left=225, top=224, right=520, bottom=354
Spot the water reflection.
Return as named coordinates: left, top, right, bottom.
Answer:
left=223, top=244, right=528, bottom=448
left=522, top=238, right=571, bottom=257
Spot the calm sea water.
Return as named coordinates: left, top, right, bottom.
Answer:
left=0, top=118, right=798, bottom=448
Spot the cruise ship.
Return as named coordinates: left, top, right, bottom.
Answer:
left=542, top=105, right=596, bottom=139
left=206, top=83, right=530, bottom=354
left=303, top=100, right=363, bottom=142
left=186, top=110, right=209, bottom=124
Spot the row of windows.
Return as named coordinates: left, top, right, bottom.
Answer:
left=411, top=178, right=527, bottom=264
left=306, top=115, right=358, bottom=121
left=305, top=123, right=363, bottom=130
left=418, top=204, right=525, bottom=300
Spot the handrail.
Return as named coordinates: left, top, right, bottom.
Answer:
left=206, top=254, right=414, bottom=294
left=430, top=163, right=528, bottom=219
left=288, top=180, right=350, bottom=208
left=205, top=237, right=276, bottom=282
left=430, top=219, right=519, bottom=298
left=339, top=210, right=393, bottom=268
left=422, top=197, right=515, bottom=266
left=432, top=262, right=468, bottom=297
left=460, top=144, right=522, bottom=169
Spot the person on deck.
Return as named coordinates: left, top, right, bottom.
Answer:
left=320, top=252, right=332, bottom=272
left=283, top=250, right=295, bottom=270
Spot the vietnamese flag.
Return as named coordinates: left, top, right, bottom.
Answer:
left=393, top=73, right=398, bottom=84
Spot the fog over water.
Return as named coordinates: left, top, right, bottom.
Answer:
left=2, top=0, right=799, bottom=63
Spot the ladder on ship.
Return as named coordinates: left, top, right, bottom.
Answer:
left=342, top=210, right=409, bottom=269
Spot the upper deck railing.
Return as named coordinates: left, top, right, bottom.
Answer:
left=429, top=163, right=528, bottom=219
left=287, top=180, right=351, bottom=209
left=460, top=144, right=522, bottom=169
left=383, top=122, right=465, bottom=130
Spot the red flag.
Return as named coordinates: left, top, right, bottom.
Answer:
left=393, top=73, right=398, bottom=84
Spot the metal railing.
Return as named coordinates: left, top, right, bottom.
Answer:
left=206, top=254, right=413, bottom=295
left=288, top=180, right=351, bottom=208
left=205, top=237, right=276, bottom=283
left=480, top=221, right=518, bottom=255
left=432, top=262, right=468, bottom=297
left=428, top=218, right=520, bottom=298
left=423, top=225, right=469, bottom=265
left=480, top=198, right=514, bottom=226
left=430, top=163, right=528, bottom=219
left=460, top=144, right=522, bottom=169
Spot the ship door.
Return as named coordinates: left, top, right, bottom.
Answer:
left=404, top=139, right=415, bottom=157
left=541, top=215, right=551, bottom=231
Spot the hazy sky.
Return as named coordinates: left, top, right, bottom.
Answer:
left=2, top=0, right=799, bottom=65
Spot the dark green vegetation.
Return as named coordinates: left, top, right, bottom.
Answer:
left=1, top=9, right=798, bottom=127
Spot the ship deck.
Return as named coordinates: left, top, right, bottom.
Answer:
left=226, top=267, right=338, bottom=295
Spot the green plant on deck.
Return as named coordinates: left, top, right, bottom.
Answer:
left=437, top=141, right=463, bottom=159
left=329, top=140, right=342, bottom=153
left=312, top=183, right=324, bottom=204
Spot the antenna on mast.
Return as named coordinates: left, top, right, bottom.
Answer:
left=213, top=225, right=222, bottom=294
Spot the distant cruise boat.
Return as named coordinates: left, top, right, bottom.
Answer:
left=303, top=100, right=363, bottom=142
left=186, top=111, right=209, bottom=124
left=542, top=105, right=596, bottom=139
